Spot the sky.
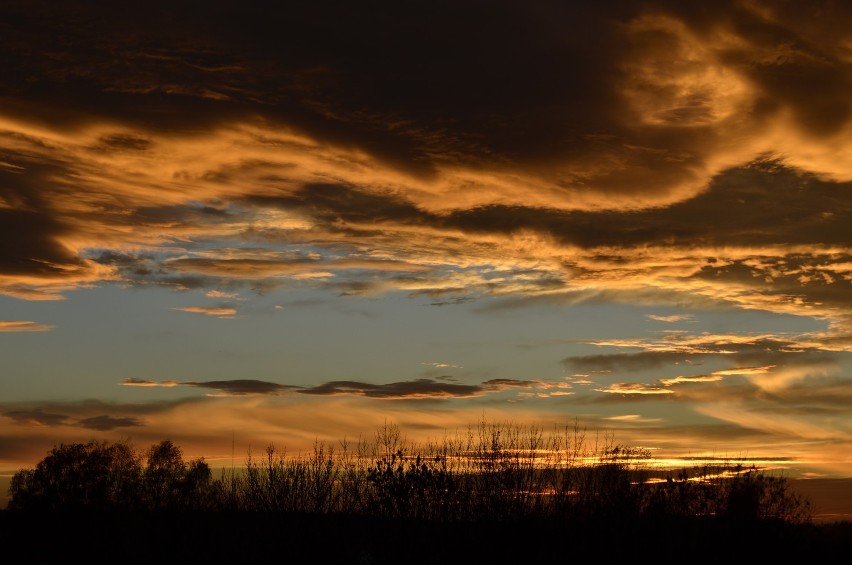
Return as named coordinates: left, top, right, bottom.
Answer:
left=1, top=0, right=851, bottom=480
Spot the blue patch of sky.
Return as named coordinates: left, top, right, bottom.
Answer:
left=0, top=278, right=830, bottom=404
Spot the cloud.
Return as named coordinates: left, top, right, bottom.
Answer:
left=206, top=290, right=241, bottom=299
left=659, top=366, right=775, bottom=386
left=564, top=351, right=705, bottom=372
left=121, top=378, right=296, bottom=396
left=0, top=1, right=847, bottom=337
left=298, top=379, right=483, bottom=399
left=76, top=415, right=143, bottom=431
left=1, top=0, right=851, bottom=477
left=569, top=331, right=848, bottom=399
left=2, top=394, right=600, bottom=472
left=122, top=378, right=179, bottom=387
left=481, top=378, right=567, bottom=392
left=120, top=376, right=564, bottom=400
left=4, top=379, right=852, bottom=478
left=2, top=406, right=142, bottom=431
left=712, top=366, right=777, bottom=376
left=3, top=409, right=69, bottom=426
left=594, top=383, right=675, bottom=395
left=659, top=375, right=725, bottom=386
left=186, top=380, right=296, bottom=396
left=646, top=314, right=695, bottom=323
left=172, top=306, right=237, bottom=317
left=0, top=320, right=54, bottom=332
left=164, top=254, right=431, bottom=280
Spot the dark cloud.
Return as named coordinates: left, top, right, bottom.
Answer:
left=0, top=0, right=850, bottom=315
left=2, top=406, right=143, bottom=430
left=131, top=203, right=234, bottom=224
left=121, top=378, right=297, bottom=395
left=0, top=0, right=848, bottom=397
left=564, top=351, right=705, bottom=372
left=443, top=159, right=851, bottom=248
left=11, top=0, right=846, bottom=196
left=0, top=207, right=67, bottom=275
left=95, top=133, right=152, bottom=152
left=298, top=379, right=483, bottom=399
left=427, top=297, right=475, bottom=307
left=481, top=379, right=542, bottom=390
left=766, top=379, right=852, bottom=413
left=731, top=348, right=838, bottom=367
left=3, top=409, right=69, bottom=427
left=246, top=184, right=432, bottom=227
left=566, top=334, right=845, bottom=373
left=693, top=250, right=852, bottom=313
left=76, top=415, right=143, bottom=431
left=122, top=376, right=548, bottom=399
left=184, top=379, right=297, bottom=395
left=246, top=161, right=850, bottom=283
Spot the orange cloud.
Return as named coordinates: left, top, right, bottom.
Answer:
left=646, top=314, right=695, bottom=323
left=172, top=306, right=237, bottom=318
left=595, top=383, right=675, bottom=395
left=0, top=320, right=54, bottom=332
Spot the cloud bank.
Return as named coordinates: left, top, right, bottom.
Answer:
left=0, top=0, right=848, bottom=341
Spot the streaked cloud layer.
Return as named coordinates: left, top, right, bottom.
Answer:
left=1, top=1, right=850, bottom=478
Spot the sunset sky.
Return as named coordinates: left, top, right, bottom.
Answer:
left=1, top=0, right=851, bottom=480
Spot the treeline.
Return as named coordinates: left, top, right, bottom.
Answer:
left=7, top=421, right=851, bottom=563
left=6, top=419, right=814, bottom=524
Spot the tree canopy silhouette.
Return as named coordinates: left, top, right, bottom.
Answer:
left=8, top=439, right=211, bottom=512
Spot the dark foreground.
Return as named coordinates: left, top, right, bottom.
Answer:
left=1, top=510, right=850, bottom=564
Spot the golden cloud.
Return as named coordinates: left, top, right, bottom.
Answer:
left=0, top=320, right=55, bottom=332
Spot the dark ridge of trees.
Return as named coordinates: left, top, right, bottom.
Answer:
left=3, top=421, right=850, bottom=563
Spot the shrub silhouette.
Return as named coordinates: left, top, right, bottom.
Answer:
left=366, top=449, right=456, bottom=520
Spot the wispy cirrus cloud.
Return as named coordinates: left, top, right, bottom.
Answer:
left=0, top=320, right=54, bottom=332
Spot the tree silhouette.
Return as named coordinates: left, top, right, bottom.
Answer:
left=144, top=439, right=186, bottom=509
left=7, top=438, right=214, bottom=512
left=7, top=440, right=142, bottom=511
